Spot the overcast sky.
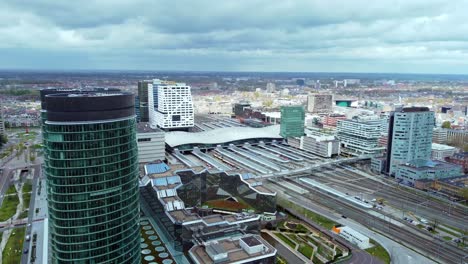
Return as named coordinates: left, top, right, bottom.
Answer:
left=1, top=0, right=468, bottom=74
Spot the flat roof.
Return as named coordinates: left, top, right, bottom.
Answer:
left=432, top=143, right=456, bottom=151
left=240, top=236, right=262, bottom=247
left=165, top=125, right=282, bottom=148
left=189, top=235, right=276, bottom=264
left=137, top=122, right=163, bottom=133
left=401, top=159, right=460, bottom=171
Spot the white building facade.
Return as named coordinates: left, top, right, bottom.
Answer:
left=148, top=79, right=194, bottom=129
left=337, top=118, right=386, bottom=156
left=431, top=143, right=457, bottom=161
left=137, top=123, right=166, bottom=163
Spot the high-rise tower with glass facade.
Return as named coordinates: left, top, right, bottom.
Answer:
left=385, top=107, right=435, bottom=175
left=43, top=92, right=141, bottom=264
left=280, top=106, right=305, bottom=138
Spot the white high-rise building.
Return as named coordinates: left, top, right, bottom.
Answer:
left=148, top=79, right=194, bottom=129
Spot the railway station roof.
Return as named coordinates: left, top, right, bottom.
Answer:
left=165, top=124, right=282, bottom=148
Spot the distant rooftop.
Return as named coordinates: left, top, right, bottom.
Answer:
left=401, top=159, right=461, bottom=171
left=137, top=122, right=163, bottom=133
left=432, top=143, right=456, bottom=151
left=397, top=106, right=430, bottom=113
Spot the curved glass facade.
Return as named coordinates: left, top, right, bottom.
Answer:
left=45, top=118, right=140, bottom=264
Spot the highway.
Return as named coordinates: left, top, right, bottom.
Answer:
left=280, top=178, right=468, bottom=264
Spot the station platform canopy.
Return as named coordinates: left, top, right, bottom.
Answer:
left=166, top=125, right=282, bottom=150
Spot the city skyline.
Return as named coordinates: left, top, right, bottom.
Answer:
left=2, top=1, right=468, bottom=74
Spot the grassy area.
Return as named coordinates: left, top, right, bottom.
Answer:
left=284, top=222, right=309, bottom=233
left=18, top=210, right=28, bottom=219
left=438, top=226, right=459, bottom=237
left=2, top=227, right=26, bottom=264
left=0, top=193, right=19, bottom=221
left=298, top=244, right=314, bottom=259
left=278, top=197, right=337, bottom=229
left=22, top=181, right=32, bottom=194
left=287, top=234, right=315, bottom=259
left=22, top=192, right=31, bottom=208
left=275, top=233, right=296, bottom=249
left=365, top=239, right=391, bottom=264
left=17, top=131, right=37, bottom=141
left=5, top=185, right=17, bottom=195
left=204, top=199, right=250, bottom=212
left=442, top=236, right=452, bottom=241
left=443, top=225, right=468, bottom=236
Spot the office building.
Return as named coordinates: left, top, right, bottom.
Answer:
left=396, top=159, right=463, bottom=184
left=140, top=167, right=276, bottom=253
left=148, top=79, right=194, bottom=130
left=307, top=94, right=333, bottom=114
left=291, top=128, right=340, bottom=158
left=385, top=107, right=435, bottom=175
left=137, top=80, right=151, bottom=122
left=446, top=129, right=468, bottom=150
left=137, top=122, right=165, bottom=163
left=343, top=79, right=360, bottom=87
left=43, top=92, right=140, bottom=263
left=233, top=102, right=252, bottom=117
left=266, top=82, right=276, bottom=93
left=433, top=127, right=448, bottom=144
left=0, top=106, right=5, bottom=136
left=336, top=118, right=386, bottom=156
left=280, top=106, right=305, bottom=138
left=322, top=114, right=346, bottom=129
left=431, top=143, right=457, bottom=161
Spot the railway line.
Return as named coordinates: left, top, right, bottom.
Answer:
left=309, top=168, right=468, bottom=228
left=279, top=179, right=468, bottom=264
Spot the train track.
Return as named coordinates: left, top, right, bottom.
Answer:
left=314, top=169, right=467, bottom=222
left=280, top=179, right=468, bottom=264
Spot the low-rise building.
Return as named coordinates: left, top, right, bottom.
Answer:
left=431, top=143, right=458, bottom=161
left=137, top=122, right=165, bottom=163
left=287, top=127, right=340, bottom=158
left=396, top=159, right=463, bottom=184
left=371, top=156, right=386, bottom=173
left=189, top=235, right=276, bottom=264
left=332, top=225, right=369, bottom=249
left=446, top=152, right=468, bottom=173
left=322, top=114, right=346, bottom=129
left=432, top=175, right=468, bottom=199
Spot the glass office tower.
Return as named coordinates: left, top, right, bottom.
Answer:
left=43, top=92, right=140, bottom=263
left=385, top=107, right=435, bottom=175
left=280, top=106, right=305, bottom=138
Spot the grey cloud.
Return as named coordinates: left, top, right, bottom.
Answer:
left=1, top=0, right=468, bottom=73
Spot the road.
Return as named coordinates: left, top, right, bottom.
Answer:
left=289, top=167, right=468, bottom=231
left=269, top=181, right=437, bottom=264
left=275, top=179, right=467, bottom=264
left=20, top=165, right=40, bottom=264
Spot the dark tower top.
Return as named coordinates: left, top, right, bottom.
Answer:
left=40, top=88, right=121, bottom=109
left=44, top=92, right=135, bottom=122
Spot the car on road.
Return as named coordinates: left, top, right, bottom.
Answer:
left=341, top=215, right=347, bottom=219
left=23, top=249, right=29, bottom=254
left=26, top=235, right=30, bottom=241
